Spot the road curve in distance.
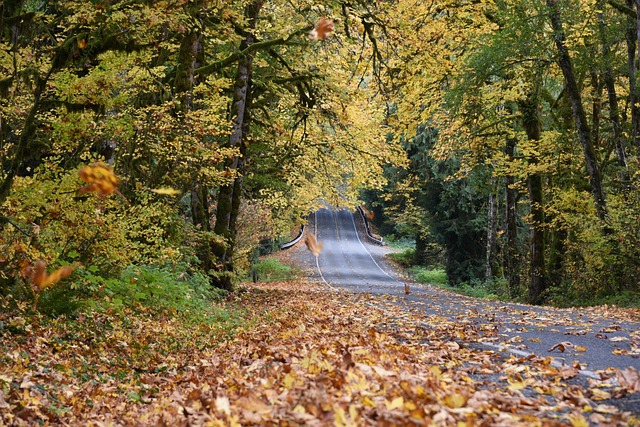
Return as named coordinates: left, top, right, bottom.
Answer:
left=313, top=207, right=405, bottom=293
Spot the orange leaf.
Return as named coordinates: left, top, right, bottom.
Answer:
left=78, top=163, right=119, bottom=197
left=22, top=260, right=77, bottom=291
left=304, top=233, right=323, bottom=257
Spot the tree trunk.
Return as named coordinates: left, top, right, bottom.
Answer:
left=504, top=136, right=521, bottom=299
left=599, top=11, right=630, bottom=184
left=174, top=26, right=215, bottom=274
left=519, top=94, right=546, bottom=305
left=485, top=179, right=497, bottom=282
left=547, top=0, right=609, bottom=226
left=627, top=0, right=640, bottom=153
left=212, top=0, right=263, bottom=290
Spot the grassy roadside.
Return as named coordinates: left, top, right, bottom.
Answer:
left=2, top=274, right=638, bottom=426
left=385, top=244, right=640, bottom=308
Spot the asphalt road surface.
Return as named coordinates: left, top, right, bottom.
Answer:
left=309, top=207, right=640, bottom=384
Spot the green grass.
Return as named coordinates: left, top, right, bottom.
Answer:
left=251, top=258, right=299, bottom=282
left=410, top=266, right=448, bottom=285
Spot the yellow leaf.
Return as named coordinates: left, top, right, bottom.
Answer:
left=282, top=372, right=297, bottom=389
left=590, top=388, right=611, bottom=401
left=442, top=392, right=467, bottom=408
left=385, top=396, right=404, bottom=411
left=151, top=187, right=181, bottom=196
left=569, top=414, right=589, bottom=427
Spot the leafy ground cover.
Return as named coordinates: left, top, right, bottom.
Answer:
left=2, top=276, right=639, bottom=426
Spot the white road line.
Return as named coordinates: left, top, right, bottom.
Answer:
left=314, top=210, right=332, bottom=288
left=347, top=210, right=397, bottom=281
left=314, top=209, right=607, bottom=382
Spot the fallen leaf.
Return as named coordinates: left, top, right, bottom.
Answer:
left=616, top=367, right=640, bottom=392
left=548, top=341, right=573, bottom=353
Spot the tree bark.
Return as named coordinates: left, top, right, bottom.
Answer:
left=599, top=11, right=630, bottom=184
left=626, top=0, right=640, bottom=153
left=485, top=179, right=497, bottom=282
left=519, top=94, right=546, bottom=305
left=212, top=0, right=263, bottom=290
left=547, top=0, right=609, bottom=226
left=504, top=136, right=521, bottom=299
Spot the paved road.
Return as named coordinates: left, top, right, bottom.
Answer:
left=309, top=207, right=640, bottom=380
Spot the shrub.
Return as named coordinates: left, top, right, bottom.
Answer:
left=411, top=267, right=448, bottom=285
left=251, top=258, right=298, bottom=282
left=387, top=248, right=415, bottom=267
left=98, top=264, right=225, bottom=319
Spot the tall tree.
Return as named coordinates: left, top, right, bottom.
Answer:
left=546, top=0, right=609, bottom=226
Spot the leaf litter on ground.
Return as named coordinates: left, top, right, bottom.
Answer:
left=1, top=278, right=639, bottom=426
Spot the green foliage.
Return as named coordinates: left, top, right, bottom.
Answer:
left=387, top=249, right=415, bottom=268
left=98, top=265, right=224, bottom=320
left=251, top=258, right=299, bottom=282
left=410, top=267, right=448, bottom=286
left=1, top=160, right=190, bottom=277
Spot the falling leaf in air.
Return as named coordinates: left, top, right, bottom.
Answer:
left=151, top=187, right=181, bottom=196
left=78, top=163, right=120, bottom=197
left=22, top=260, right=78, bottom=291
left=404, top=283, right=410, bottom=294
left=304, top=233, right=323, bottom=257
left=361, top=206, right=375, bottom=220
left=309, top=16, right=334, bottom=40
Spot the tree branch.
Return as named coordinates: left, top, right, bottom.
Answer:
left=195, top=26, right=312, bottom=76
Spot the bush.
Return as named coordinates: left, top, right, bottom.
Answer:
left=251, top=258, right=298, bottom=282
left=387, top=248, right=415, bottom=267
left=411, top=267, right=448, bottom=285
left=98, top=264, right=224, bottom=319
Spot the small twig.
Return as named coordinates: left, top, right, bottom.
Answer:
left=1, top=215, right=31, bottom=236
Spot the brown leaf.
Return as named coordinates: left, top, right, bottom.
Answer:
left=341, top=348, right=355, bottom=370
left=616, top=367, right=640, bottom=392
left=548, top=341, right=573, bottom=353
left=309, top=16, right=334, bottom=40
left=404, top=283, right=410, bottom=294
left=304, top=233, right=323, bottom=257
left=559, top=365, right=579, bottom=379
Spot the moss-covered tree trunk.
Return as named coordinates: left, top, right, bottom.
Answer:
left=547, top=0, right=609, bottom=226
left=519, top=94, right=546, bottom=305
left=504, top=136, right=521, bottom=299
left=211, top=0, right=263, bottom=290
